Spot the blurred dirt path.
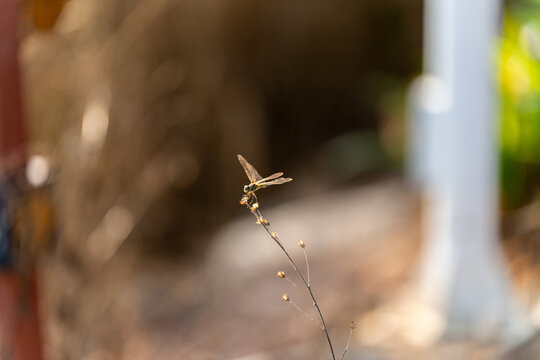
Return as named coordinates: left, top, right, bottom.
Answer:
left=42, top=180, right=510, bottom=359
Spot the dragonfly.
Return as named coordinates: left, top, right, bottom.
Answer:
left=237, top=154, right=292, bottom=204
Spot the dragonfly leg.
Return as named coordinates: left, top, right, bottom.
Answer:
left=250, top=192, right=259, bottom=205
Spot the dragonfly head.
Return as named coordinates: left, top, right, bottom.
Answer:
left=243, top=184, right=250, bottom=193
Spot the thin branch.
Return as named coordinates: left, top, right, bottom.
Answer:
left=302, top=247, right=311, bottom=286
left=286, top=277, right=298, bottom=288
left=340, top=325, right=355, bottom=360
left=289, top=300, right=324, bottom=330
left=246, top=202, right=336, bottom=360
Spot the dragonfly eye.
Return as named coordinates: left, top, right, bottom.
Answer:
left=243, top=185, right=249, bottom=193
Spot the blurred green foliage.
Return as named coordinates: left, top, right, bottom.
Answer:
left=500, top=0, right=540, bottom=209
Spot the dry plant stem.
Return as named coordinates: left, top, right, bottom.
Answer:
left=302, top=247, right=311, bottom=285
left=340, top=328, right=354, bottom=360
left=249, top=205, right=336, bottom=360
left=289, top=300, right=324, bottom=330
left=286, top=277, right=298, bottom=288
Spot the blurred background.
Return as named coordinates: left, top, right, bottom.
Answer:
left=1, top=0, right=540, bottom=359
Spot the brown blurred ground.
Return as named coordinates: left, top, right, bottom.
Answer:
left=41, top=180, right=423, bottom=359
left=38, top=179, right=534, bottom=359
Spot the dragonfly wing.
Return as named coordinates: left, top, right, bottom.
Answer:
left=260, top=177, right=293, bottom=187
left=260, top=172, right=283, bottom=182
left=237, top=154, right=263, bottom=182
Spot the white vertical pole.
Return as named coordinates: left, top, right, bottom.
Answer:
left=409, top=0, right=533, bottom=344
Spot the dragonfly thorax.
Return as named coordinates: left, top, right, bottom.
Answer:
left=244, top=183, right=258, bottom=193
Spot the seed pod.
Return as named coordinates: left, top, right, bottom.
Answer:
left=298, top=240, right=306, bottom=248
left=250, top=202, right=259, bottom=211
left=281, top=294, right=290, bottom=302
left=349, top=321, right=357, bottom=329
left=277, top=271, right=285, bottom=279
left=271, top=232, right=278, bottom=239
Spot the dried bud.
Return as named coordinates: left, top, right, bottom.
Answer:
left=261, top=219, right=270, bottom=226
left=250, top=202, right=259, bottom=211
left=349, top=321, right=357, bottom=329
left=256, top=217, right=262, bottom=224
left=298, top=240, right=306, bottom=248
left=277, top=271, right=285, bottom=279
left=281, top=294, right=290, bottom=302
left=271, top=232, right=278, bottom=239
left=239, top=195, right=248, bottom=205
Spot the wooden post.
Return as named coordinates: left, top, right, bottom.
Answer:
left=0, top=0, right=44, bottom=359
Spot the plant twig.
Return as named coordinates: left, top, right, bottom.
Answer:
left=285, top=297, right=324, bottom=330
left=340, top=322, right=356, bottom=360
left=286, top=277, right=298, bottom=288
left=247, top=204, right=336, bottom=360
left=302, top=246, right=310, bottom=286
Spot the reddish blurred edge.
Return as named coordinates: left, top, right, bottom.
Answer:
left=0, top=0, right=27, bottom=169
left=0, top=271, right=43, bottom=360
left=0, top=0, right=43, bottom=359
